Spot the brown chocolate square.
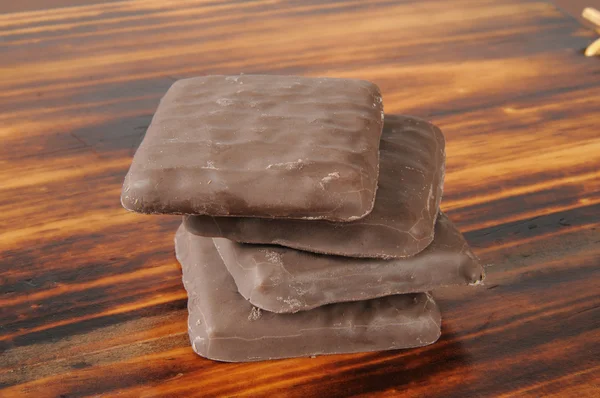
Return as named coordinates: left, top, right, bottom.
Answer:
left=122, top=75, right=384, bottom=221
left=185, top=115, right=445, bottom=258
left=211, top=213, right=483, bottom=313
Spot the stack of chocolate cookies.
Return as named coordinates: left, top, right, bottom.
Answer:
left=121, top=75, right=484, bottom=362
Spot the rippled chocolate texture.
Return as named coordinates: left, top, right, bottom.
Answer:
left=185, top=115, right=445, bottom=258
left=176, top=224, right=441, bottom=362
left=121, top=75, right=384, bottom=221
left=213, top=213, right=484, bottom=313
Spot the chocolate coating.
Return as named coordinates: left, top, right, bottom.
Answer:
left=211, top=213, right=484, bottom=313
left=122, top=75, right=384, bottom=221
left=184, top=114, right=445, bottom=258
left=176, top=224, right=441, bottom=362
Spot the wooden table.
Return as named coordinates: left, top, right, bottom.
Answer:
left=1, top=0, right=599, bottom=396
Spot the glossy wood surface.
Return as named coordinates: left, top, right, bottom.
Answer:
left=1, top=0, right=599, bottom=396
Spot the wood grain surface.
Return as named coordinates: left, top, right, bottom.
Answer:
left=1, top=0, right=599, bottom=396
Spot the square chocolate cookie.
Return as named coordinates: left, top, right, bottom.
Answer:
left=185, top=115, right=444, bottom=258
left=122, top=75, right=384, bottom=221
left=211, top=213, right=483, bottom=313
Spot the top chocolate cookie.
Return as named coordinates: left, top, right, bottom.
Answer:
left=121, top=75, right=384, bottom=221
